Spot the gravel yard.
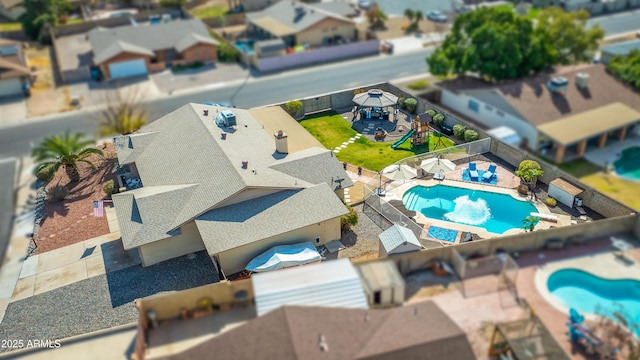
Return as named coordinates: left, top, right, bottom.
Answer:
left=0, top=251, right=218, bottom=352
left=335, top=204, right=383, bottom=260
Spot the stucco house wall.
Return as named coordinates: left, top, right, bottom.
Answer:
left=296, top=17, right=356, bottom=47
left=440, top=89, right=539, bottom=150
left=138, top=221, right=206, bottom=267
left=181, top=43, right=218, bottom=63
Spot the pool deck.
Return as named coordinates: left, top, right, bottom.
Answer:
left=384, top=177, right=553, bottom=240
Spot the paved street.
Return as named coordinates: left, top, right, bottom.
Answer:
left=0, top=49, right=433, bottom=159
left=588, top=9, right=640, bottom=35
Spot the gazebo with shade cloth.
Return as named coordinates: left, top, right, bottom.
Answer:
left=352, top=89, right=398, bottom=121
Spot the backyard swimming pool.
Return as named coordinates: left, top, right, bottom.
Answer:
left=402, top=184, right=538, bottom=234
left=614, top=147, right=640, bottom=181
left=234, top=40, right=255, bottom=54
left=548, top=269, right=640, bottom=336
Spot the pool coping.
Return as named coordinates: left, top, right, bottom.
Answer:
left=385, top=179, right=551, bottom=240
left=534, top=250, right=640, bottom=321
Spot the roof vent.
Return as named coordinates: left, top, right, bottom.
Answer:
left=203, top=109, right=208, bottom=116
left=221, top=132, right=227, bottom=140
left=319, top=334, right=329, bottom=352
left=242, top=161, right=248, bottom=169
left=546, top=77, right=569, bottom=94
left=575, top=72, right=589, bottom=88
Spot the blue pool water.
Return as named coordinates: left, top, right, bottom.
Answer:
left=548, top=269, right=640, bottom=336
left=614, top=147, right=640, bottom=181
left=234, top=40, right=255, bottom=54
left=402, top=185, right=538, bottom=234
left=427, top=226, right=457, bottom=242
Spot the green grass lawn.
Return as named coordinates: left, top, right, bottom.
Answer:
left=192, top=6, right=226, bottom=19
left=558, top=159, right=640, bottom=211
left=0, top=22, right=22, bottom=31
left=66, top=18, right=84, bottom=25
left=300, top=111, right=455, bottom=172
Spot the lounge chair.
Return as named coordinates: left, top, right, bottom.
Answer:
left=468, top=162, right=479, bottom=180
left=482, top=163, right=497, bottom=181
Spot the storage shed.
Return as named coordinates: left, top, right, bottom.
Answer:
left=355, top=260, right=405, bottom=308
left=252, top=258, right=368, bottom=316
left=548, top=178, right=584, bottom=208
left=379, top=224, right=422, bottom=257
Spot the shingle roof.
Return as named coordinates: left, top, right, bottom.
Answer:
left=312, top=0, right=357, bottom=17
left=378, top=224, right=421, bottom=254
left=600, top=39, right=640, bottom=57
left=246, top=0, right=353, bottom=36
left=112, top=104, right=351, bottom=249
left=438, top=64, right=640, bottom=127
left=195, top=184, right=348, bottom=254
left=252, top=259, right=368, bottom=316
left=161, top=302, right=475, bottom=360
left=0, top=40, right=30, bottom=79
left=93, top=40, right=154, bottom=65
left=88, top=19, right=215, bottom=64
left=269, top=147, right=354, bottom=190
left=174, top=33, right=219, bottom=53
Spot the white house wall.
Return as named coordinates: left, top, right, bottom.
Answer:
left=138, top=221, right=206, bottom=267
left=440, top=89, right=539, bottom=149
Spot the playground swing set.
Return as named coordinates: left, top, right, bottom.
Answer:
left=390, top=115, right=448, bottom=151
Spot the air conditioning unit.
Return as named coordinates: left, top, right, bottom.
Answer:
left=216, top=110, right=237, bottom=127
left=547, top=77, right=569, bottom=94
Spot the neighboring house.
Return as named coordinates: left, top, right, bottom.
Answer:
left=378, top=224, right=422, bottom=257
left=240, top=0, right=357, bottom=14
left=0, top=0, right=23, bottom=20
left=111, top=103, right=352, bottom=275
left=600, top=39, right=640, bottom=65
left=437, top=65, right=640, bottom=163
left=88, top=18, right=218, bottom=80
left=159, top=301, right=476, bottom=360
left=246, top=0, right=357, bottom=49
left=0, top=38, right=30, bottom=98
left=531, top=0, right=640, bottom=14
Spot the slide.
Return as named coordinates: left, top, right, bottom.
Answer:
left=391, top=129, right=415, bottom=150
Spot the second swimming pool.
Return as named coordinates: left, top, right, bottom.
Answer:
left=402, top=184, right=538, bottom=234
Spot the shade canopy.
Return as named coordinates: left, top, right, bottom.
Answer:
left=353, top=89, right=399, bottom=108
left=382, top=164, right=417, bottom=181
left=420, top=158, right=456, bottom=174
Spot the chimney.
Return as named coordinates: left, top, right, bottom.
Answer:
left=575, top=72, right=589, bottom=88
left=242, top=161, right=248, bottom=169
left=274, top=130, right=289, bottom=154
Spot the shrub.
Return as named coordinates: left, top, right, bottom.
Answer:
left=353, top=88, right=365, bottom=95
left=35, top=166, right=54, bottom=182
left=517, top=160, right=542, bottom=172
left=397, top=94, right=406, bottom=109
left=191, top=61, right=204, bottom=69
left=285, top=100, right=303, bottom=117
left=432, top=113, right=445, bottom=127
left=517, top=184, right=529, bottom=195
left=103, top=180, right=117, bottom=197
left=408, top=79, right=431, bottom=90
left=404, top=98, right=418, bottom=114
left=464, top=129, right=479, bottom=142
left=341, top=205, right=358, bottom=231
left=48, top=185, right=69, bottom=202
left=453, top=124, right=467, bottom=140
left=425, top=109, right=436, bottom=116
left=545, top=197, right=557, bottom=207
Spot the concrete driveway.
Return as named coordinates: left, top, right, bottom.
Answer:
left=0, top=97, right=26, bottom=127
left=151, top=62, right=250, bottom=94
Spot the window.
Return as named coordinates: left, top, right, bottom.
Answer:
left=468, top=100, right=479, bottom=112
left=496, top=110, right=505, bottom=117
left=485, top=105, right=493, bottom=111
left=315, top=237, right=321, bottom=244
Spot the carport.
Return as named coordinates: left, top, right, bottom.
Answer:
left=538, top=103, right=640, bottom=164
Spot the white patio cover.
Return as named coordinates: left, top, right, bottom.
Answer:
left=352, top=89, right=399, bottom=108
left=245, top=242, right=321, bottom=272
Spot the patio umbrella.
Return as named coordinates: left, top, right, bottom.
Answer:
left=381, top=164, right=417, bottom=181
left=420, top=158, right=456, bottom=174
left=352, top=89, right=399, bottom=108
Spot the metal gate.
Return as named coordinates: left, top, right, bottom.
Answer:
left=303, top=95, right=331, bottom=114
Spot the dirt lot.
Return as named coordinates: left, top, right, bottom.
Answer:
left=358, top=16, right=447, bottom=41
left=25, top=45, right=73, bottom=118
left=37, top=144, right=118, bottom=253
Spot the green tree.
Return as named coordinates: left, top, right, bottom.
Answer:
left=32, top=131, right=104, bottom=182
left=536, top=7, right=604, bottom=65
left=414, top=10, right=423, bottom=25
left=515, top=160, right=544, bottom=197
left=367, top=2, right=387, bottom=28
left=19, top=0, right=71, bottom=41
left=608, top=49, right=640, bottom=91
left=521, top=215, right=539, bottom=232
left=404, top=8, right=414, bottom=23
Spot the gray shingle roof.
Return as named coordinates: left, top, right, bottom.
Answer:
left=600, top=39, right=640, bottom=57
left=88, top=19, right=216, bottom=64
left=175, top=33, right=219, bottom=53
left=378, top=224, right=421, bottom=254
left=195, top=184, right=348, bottom=254
left=112, top=103, right=350, bottom=249
left=269, top=147, right=354, bottom=190
left=93, top=40, right=154, bottom=65
left=246, top=0, right=353, bottom=36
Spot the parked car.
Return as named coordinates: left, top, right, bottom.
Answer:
left=439, top=124, right=454, bottom=136
left=427, top=11, right=448, bottom=22
left=358, top=0, right=371, bottom=9
left=203, top=101, right=236, bottom=108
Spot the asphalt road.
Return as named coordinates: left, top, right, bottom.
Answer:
left=588, top=9, right=640, bottom=35
left=0, top=50, right=432, bottom=159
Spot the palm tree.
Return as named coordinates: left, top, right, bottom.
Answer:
left=522, top=215, right=540, bottom=232
left=404, top=8, right=415, bottom=23
left=414, top=10, right=424, bottom=25
left=32, top=131, right=104, bottom=183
